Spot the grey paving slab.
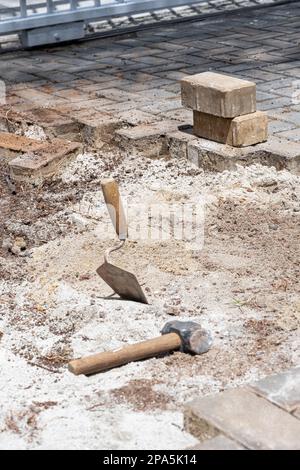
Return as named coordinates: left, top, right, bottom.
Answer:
left=269, top=119, right=297, bottom=134
left=190, top=435, right=245, bottom=450
left=276, top=128, right=300, bottom=142
left=249, top=367, right=300, bottom=412
left=185, top=388, right=300, bottom=450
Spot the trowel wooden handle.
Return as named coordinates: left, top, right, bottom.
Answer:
left=101, top=178, right=127, bottom=240
left=68, top=332, right=181, bottom=376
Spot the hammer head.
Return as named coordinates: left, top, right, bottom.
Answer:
left=161, top=320, right=212, bottom=355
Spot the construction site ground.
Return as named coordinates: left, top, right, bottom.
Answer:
left=0, top=1, right=299, bottom=449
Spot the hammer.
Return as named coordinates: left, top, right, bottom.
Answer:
left=68, top=321, right=212, bottom=376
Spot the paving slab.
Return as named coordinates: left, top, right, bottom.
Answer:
left=73, top=111, right=123, bottom=147
left=166, top=128, right=197, bottom=160
left=116, top=120, right=187, bottom=158
left=114, top=110, right=160, bottom=126
left=0, top=131, right=44, bottom=158
left=248, top=367, right=300, bottom=413
left=9, top=140, right=81, bottom=181
left=184, top=388, right=300, bottom=450
left=181, top=72, right=256, bottom=118
left=193, top=110, right=268, bottom=147
left=189, top=435, right=245, bottom=450
left=184, top=135, right=300, bottom=173
left=0, top=106, right=81, bottom=141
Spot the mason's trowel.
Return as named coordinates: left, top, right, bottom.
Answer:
left=96, top=178, right=148, bottom=304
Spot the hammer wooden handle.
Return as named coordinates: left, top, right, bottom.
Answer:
left=68, top=332, right=181, bottom=376
left=101, top=178, right=127, bottom=240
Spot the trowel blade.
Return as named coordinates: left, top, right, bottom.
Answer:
left=97, top=261, right=148, bottom=304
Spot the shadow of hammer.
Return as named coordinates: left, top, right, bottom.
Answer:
left=68, top=321, right=213, bottom=376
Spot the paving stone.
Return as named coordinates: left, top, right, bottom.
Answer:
left=269, top=119, right=296, bottom=134
left=114, top=110, right=159, bottom=126
left=187, top=136, right=243, bottom=170
left=259, top=96, right=294, bottom=111
left=13, top=88, right=67, bottom=107
left=193, top=110, right=268, bottom=147
left=0, top=106, right=80, bottom=141
left=103, top=100, right=143, bottom=114
left=276, top=128, right=300, bottom=142
left=117, top=79, right=173, bottom=93
left=58, top=98, right=114, bottom=113
left=74, top=111, right=122, bottom=147
left=184, top=388, right=300, bottom=450
left=96, top=88, right=144, bottom=103
left=0, top=131, right=44, bottom=158
left=257, top=91, right=278, bottom=102
left=238, top=69, right=284, bottom=82
left=248, top=367, right=300, bottom=413
left=140, top=98, right=183, bottom=115
left=161, top=108, right=193, bottom=124
left=273, top=108, right=300, bottom=127
left=135, top=88, right=177, bottom=102
left=53, top=88, right=93, bottom=102
left=9, top=139, right=81, bottom=181
left=142, top=62, right=190, bottom=75
left=116, top=120, right=186, bottom=158
left=166, top=128, right=197, bottom=160
left=187, top=135, right=300, bottom=174
left=189, top=435, right=245, bottom=450
left=258, top=137, right=300, bottom=174
left=181, top=72, right=256, bottom=118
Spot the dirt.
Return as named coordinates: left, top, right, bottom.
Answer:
left=111, top=379, right=171, bottom=412
left=0, top=140, right=299, bottom=449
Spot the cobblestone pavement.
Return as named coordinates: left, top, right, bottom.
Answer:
left=1, top=0, right=300, bottom=143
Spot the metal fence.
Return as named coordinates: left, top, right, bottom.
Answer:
left=0, top=1, right=192, bottom=28
left=0, top=0, right=206, bottom=46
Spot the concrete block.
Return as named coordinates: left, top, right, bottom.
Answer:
left=184, top=388, right=300, bottom=450
left=181, top=72, right=256, bottom=118
left=187, top=137, right=246, bottom=171
left=193, top=110, right=268, bottom=147
left=14, top=88, right=67, bottom=108
left=74, top=111, right=122, bottom=147
left=189, top=435, right=245, bottom=450
left=187, top=136, right=300, bottom=174
left=0, top=107, right=81, bottom=141
left=9, top=139, right=81, bottom=181
left=0, top=131, right=44, bottom=158
left=166, top=128, right=197, bottom=160
left=249, top=367, right=300, bottom=413
left=116, top=120, right=187, bottom=158
left=114, top=110, right=159, bottom=126
left=258, top=137, right=300, bottom=174
left=25, top=107, right=81, bottom=140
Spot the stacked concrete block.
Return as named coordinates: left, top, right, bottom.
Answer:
left=181, top=71, right=268, bottom=147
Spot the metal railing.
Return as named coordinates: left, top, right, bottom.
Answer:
left=0, top=0, right=204, bottom=35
